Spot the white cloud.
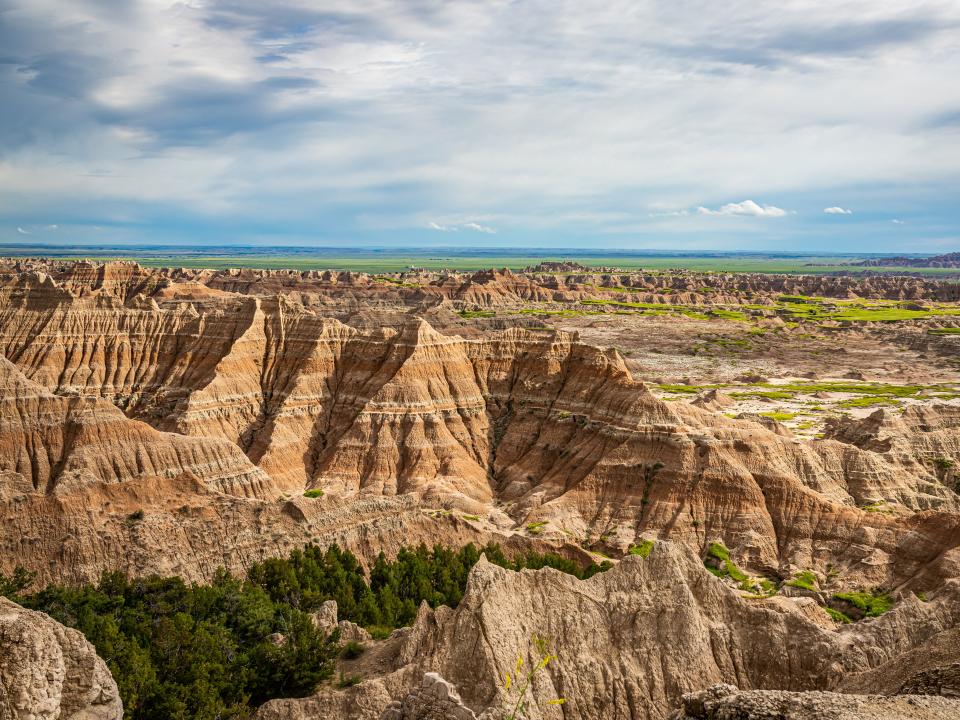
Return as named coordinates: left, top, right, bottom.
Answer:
left=892, top=219, right=905, bottom=224
left=16, top=226, right=30, bottom=235
left=462, top=222, right=496, bottom=234
left=823, top=207, right=853, bottom=215
left=696, top=200, right=788, bottom=217
left=648, top=209, right=689, bottom=218
left=429, top=221, right=496, bottom=234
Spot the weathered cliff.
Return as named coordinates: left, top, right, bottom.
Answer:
left=0, top=596, right=122, bottom=719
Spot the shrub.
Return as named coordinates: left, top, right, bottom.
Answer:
left=825, top=607, right=852, bottom=624
left=833, top=590, right=893, bottom=617
left=340, top=640, right=365, bottom=660
left=704, top=542, right=748, bottom=583
left=336, top=671, right=362, bottom=688
left=126, top=509, right=145, bottom=523
left=785, top=571, right=818, bottom=592
left=628, top=540, right=655, bottom=558
left=303, top=489, right=324, bottom=499
left=502, top=636, right=565, bottom=719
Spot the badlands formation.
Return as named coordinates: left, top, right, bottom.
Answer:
left=0, top=258, right=959, bottom=718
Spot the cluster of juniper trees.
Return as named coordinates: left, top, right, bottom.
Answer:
left=1, top=543, right=608, bottom=720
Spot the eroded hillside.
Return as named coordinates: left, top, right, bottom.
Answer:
left=1, top=259, right=959, bottom=718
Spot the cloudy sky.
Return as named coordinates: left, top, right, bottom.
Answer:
left=1, top=0, right=958, bottom=251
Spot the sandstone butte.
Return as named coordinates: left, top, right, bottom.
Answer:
left=0, top=259, right=958, bottom=719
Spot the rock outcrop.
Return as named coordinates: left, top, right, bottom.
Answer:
left=257, top=542, right=960, bottom=720
left=669, top=684, right=960, bottom=720
left=0, top=596, right=122, bottom=719
left=379, top=674, right=477, bottom=720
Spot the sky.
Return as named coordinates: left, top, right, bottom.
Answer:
left=0, top=0, right=958, bottom=252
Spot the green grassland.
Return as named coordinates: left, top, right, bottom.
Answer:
left=92, top=256, right=960, bottom=276
left=4, top=244, right=960, bottom=276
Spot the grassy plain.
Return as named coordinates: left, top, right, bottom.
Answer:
left=3, top=244, right=959, bottom=276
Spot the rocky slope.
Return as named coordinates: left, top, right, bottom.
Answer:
left=669, top=684, right=960, bottom=720
left=257, top=542, right=960, bottom=720
left=0, top=263, right=958, bottom=593
left=0, top=596, right=122, bottom=719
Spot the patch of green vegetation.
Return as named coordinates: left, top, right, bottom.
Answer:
left=336, top=671, right=363, bottom=688
left=768, top=381, right=924, bottom=398
left=760, top=411, right=798, bottom=421
left=731, top=390, right=796, bottom=400
left=785, top=570, right=818, bottom=592
left=628, top=540, right=655, bottom=558
left=836, top=397, right=901, bottom=409
left=373, top=276, right=420, bottom=289
left=303, top=489, right=325, bottom=499
left=708, top=309, right=750, bottom=321
left=515, top=308, right=606, bottom=318
left=659, top=384, right=704, bottom=394
left=833, top=307, right=960, bottom=322
left=861, top=501, right=894, bottom=514
left=757, top=578, right=778, bottom=596
left=825, top=607, right=852, bottom=624
left=772, top=294, right=960, bottom=324
left=707, top=542, right=730, bottom=562
left=833, top=590, right=894, bottom=617
left=933, top=457, right=956, bottom=472
left=366, top=625, right=394, bottom=640
left=928, top=328, right=960, bottom=335
left=458, top=309, right=495, bottom=318
left=704, top=542, right=749, bottom=582
left=777, top=294, right=824, bottom=304
left=462, top=514, right=481, bottom=522
left=340, top=641, right=365, bottom=660
left=526, top=521, right=549, bottom=535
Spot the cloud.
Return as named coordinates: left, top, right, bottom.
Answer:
left=16, top=226, right=30, bottom=235
left=462, top=222, right=496, bottom=234
left=823, top=206, right=853, bottom=214
left=892, top=219, right=905, bottom=224
left=429, top=221, right=496, bottom=234
left=696, top=200, right=787, bottom=217
left=0, top=1, right=957, bottom=249
left=648, top=209, right=689, bottom=218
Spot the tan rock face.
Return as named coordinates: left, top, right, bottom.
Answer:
left=258, top=543, right=960, bottom=720
left=0, top=597, right=122, bottom=719
left=0, top=356, right=271, bottom=498
left=669, top=684, right=960, bottom=720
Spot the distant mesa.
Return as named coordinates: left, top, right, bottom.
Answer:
left=854, top=252, right=960, bottom=268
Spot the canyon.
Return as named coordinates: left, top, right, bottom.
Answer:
left=0, top=259, right=958, bottom=719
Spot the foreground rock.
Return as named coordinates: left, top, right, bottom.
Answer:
left=257, top=542, right=960, bottom=720
left=670, top=684, right=960, bottom=720
left=0, top=597, right=122, bottom=719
